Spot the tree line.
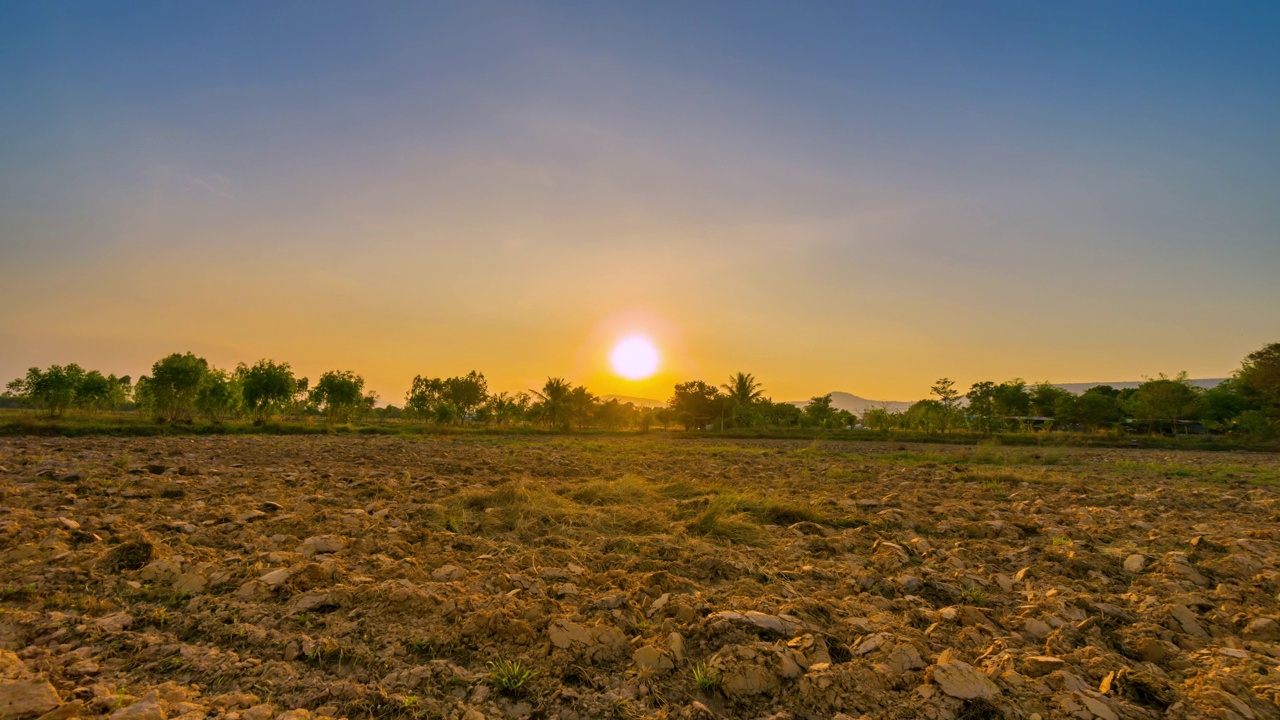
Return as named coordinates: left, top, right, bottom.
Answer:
left=3, top=342, right=1278, bottom=438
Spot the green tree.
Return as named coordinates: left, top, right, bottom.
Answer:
left=721, top=372, right=764, bottom=427
left=1029, top=382, right=1072, bottom=418
left=567, top=386, right=598, bottom=429
left=238, top=360, right=297, bottom=422
left=6, top=364, right=86, bottom=417
left=446, top=371, right=489, bottom=419
left=532, top=377, right=573, bottom=429
left=931, top=378, right=961, bottom=413
left=904, top=399, right=949, bottom=434
left=75, top=371, right=131, bottom=412
left=405, top=375, right=448, bottom=421
left=196, top=368, right=240, bottom=421
left=1126, top=372, right=1201, bottom=434
left=1238, top=342, right=1280, bottom=415
left=309, top=370, right=365, bottom=422
left=148, top=353, right=211, bottom=422
left=803, top=394, right=836, bottom=428
left=668, top=381, right=723, bottom=431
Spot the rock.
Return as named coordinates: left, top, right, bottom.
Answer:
left=548, top=620, right=592, bottom=649
left=259, top=568, right=292, bottom=587
left=109, top=692, right=163, bottom=720
left=171, top=573, right=206, bottom=594
left=145, top=464, right=169, bottom=475
left=668, top=632, right=686, bottom=661
left=95, top=613, right=133, bottom=633
left=298, top=536, right=343, bottom=557
left=1244, top=617, right=1280, bottom=641
left=706, top=611, right=809, bottom=638
left=1025, top=617, right=1051, bottom=639
left=1021, top=655, right=1065, bottom=677
left=35, top=701, right=82, bottom=720
left=633, top=645, right=673, bottom=674
left=236, top=510, right=268, bottom=523
left=57, top=518, right=80, bottom=531
left=291, top=593, right=337, bottom=613
left=929, top=651, right=999, bottom=700
left=260, top=502, right=284, bottom=513
left=431, top=565, right=465, bottom=582
left=1123, top=554, right=1146, bottom=573
left=277, top=711, right=310, bottom=720
left=242, top=704, right=275, bottom=720
left=0, top=680, right=61, bottom=720
left=1170, top=605, right=1207, bottom=637
left=885, top=644, right=926, bottom=674
left=139, top=559, right=182, bottom=583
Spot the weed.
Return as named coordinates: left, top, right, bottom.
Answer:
left=113, top=452, right=131, bottom=469
left=961, top=587, right=986, bottom=605
left=405, top=638, right=441, bottom=658
left=692, top=661, right=722, bottom=693
left=488, top=657, right=537, bottom=695
left=1051, top=536, right=1073, bottom=546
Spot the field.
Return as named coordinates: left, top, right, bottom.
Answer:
left=2, top=436, right=1279, bottom=720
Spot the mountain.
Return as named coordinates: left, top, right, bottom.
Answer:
left=1053, top=378, right=1225, bottom=394
left=789, top=391, right=915, bottom=415
left=599, top=394, right=666, bottom=408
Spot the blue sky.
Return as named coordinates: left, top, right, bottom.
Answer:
left=2, top=2, right=1278, bottom=400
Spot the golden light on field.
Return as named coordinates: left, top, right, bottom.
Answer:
left=610, top=335, right=660, bottom=380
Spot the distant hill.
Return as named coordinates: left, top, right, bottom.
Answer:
left=1054, top=378, right=1225, bottom=394
left=600, top=394, right=666, bottom=408
left=789, top=391, right=914, bottom=415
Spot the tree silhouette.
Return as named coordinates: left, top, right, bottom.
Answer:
left=532, top=377, right=573, bottom=429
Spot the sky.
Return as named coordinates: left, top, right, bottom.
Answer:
left=2, top=2, right=1278, bottom=404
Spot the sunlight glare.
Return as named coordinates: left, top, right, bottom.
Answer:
left=610, top=335, right=660, bottom=380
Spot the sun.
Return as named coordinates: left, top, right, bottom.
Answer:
left=610, top=335, right=660, bottom=380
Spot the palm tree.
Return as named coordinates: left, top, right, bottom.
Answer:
left=532, top=377, right=573, bottom=429
left=722, top=372, right=764, bottom=429
left=722, top=372, right=764, bottom=406
left=567, top=386, right=598, bottom=430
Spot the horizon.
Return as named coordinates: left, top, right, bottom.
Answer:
left=3, top=2, right=1278, bottom=402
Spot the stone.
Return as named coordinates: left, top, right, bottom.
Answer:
left=885, top=644, right=926, bottom=674
left=292, top=593, right=337, bottom=613
left=259, top=568, right=292, bottom=587
left=1123, top=554, right=1146, bottom=573
left=1244, top=617, right=1280, bottom=641
left=299, top=536, right=343, bottom=557
left=548, top=621, right=592, bottom=649
left=110, top=693, right=164, bottom=720
left=35, top=701, right=82, bottom=720
left=0, top=680, right=61, bottom=720
left=1170, top=605, right=1207, bottom=637
left=431, top=565, right=465, bottom=582
left=242, top=704, right=275, bottom=720
left=668, top=632, right=686, bottom=661
left=57, top=518, right=80, bottom=531
left=172, top=573, right=206, bottom=594
left=1025, top=618, right=1051, bottom=639
left=95, top=613, right=133, bottom=633
left=633, top=645, right=673, bottom=674
left=930, top=652, right=999, bottom=700
left=277, top=711, right=310, bottom=720
left=1021, top=655, right=1065, bottom=677
left=706, top=611, right=808, bottom=637
left=236, top=510, right=268, bottom=523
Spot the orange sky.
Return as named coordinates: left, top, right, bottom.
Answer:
left=3, top=4, right=1278, bottom=404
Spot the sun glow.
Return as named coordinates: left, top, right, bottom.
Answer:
left=610, top=335, right=660, bottom=380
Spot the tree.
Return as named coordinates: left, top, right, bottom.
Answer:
left=6, top=364, right=86, bottom=417
left=405, top=375, right=448, bottom=421
left=1029, top=382, right=1072, bottom=418
left=196, top=368, right=240, bottom=421
left=721, top=372, right=764, bottom=427
left=567, top=386, right=598, bottom=430
left=931, top=378, right=961, bottom=412
left=904, top=399, right=949, bottom=434
left=238, top=360, right=297, bottom=422
left=532, top=377, right=573, bottom=429
left=148, top=353, right=211, bottom=422
left=668, top=381, right=723, bottom=431
left=1238, top=342, right=1280, bottom=415
left=445, top=371, right=489, bottom=419
left=75, top=371, right=130, bottom=412
left=309, top=370, right=365, bottom=422
left=803, top=394, right=836, bottom=428
left=1062, top=386, right=1124, bottom=431
left=1126, top=373, right=1201, bottom=434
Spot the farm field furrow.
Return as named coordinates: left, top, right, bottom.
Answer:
left=1, top=436, right=1279, bottom=720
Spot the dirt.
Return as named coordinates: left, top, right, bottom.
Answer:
left=1, top=435, right=1279, bottom=720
